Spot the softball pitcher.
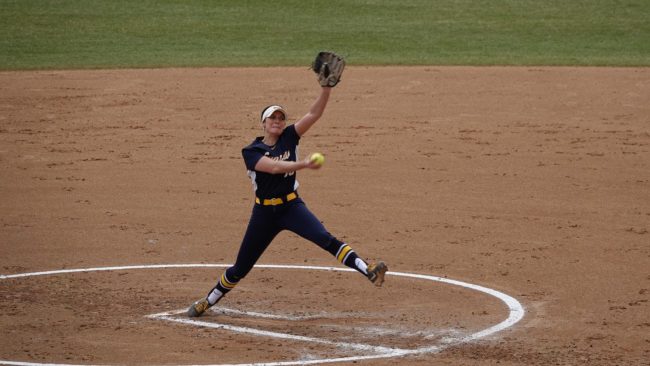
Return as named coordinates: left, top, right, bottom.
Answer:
left=187, top=52, right=387, bottom=317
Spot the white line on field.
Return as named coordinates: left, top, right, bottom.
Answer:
left=150, top=307, right=339, bottom=321
left=0, top=263, right=525, bottom=366
left=147, top=312, right=405, bottom=356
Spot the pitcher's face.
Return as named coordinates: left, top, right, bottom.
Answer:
left=263, top=111, right=286, bottom=135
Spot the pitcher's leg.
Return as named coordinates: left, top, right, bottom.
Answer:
left=280, top=200, right=387, bottom=284
left=206, top=225, right=280, bottom=306
left=189, top=207, right=280, bottom=317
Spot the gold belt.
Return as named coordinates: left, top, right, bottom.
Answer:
left=255, top=192, right=298, bottom=206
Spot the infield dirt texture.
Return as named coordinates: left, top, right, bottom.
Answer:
left=1, top=66, right=649, bottom=365
left=1, top=0, right=649, bottom=364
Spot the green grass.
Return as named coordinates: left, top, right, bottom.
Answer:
left=1, top=0, right=648, bottom=69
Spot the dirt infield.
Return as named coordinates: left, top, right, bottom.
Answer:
left=1, top=66, right=649, bottom=365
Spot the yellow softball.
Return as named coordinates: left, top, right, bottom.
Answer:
left=310, top=152, right=325, bottom=166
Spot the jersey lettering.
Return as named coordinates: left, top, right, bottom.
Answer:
left=267, top=150, right=294, bottom=177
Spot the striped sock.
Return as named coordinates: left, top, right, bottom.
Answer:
left=207, top=271, right=240, bottom=305
left=207, top=287, right=223, bottom=305
left=335, top=243, right=367, bottom=275
left=355, top=258, right=368, bottom=275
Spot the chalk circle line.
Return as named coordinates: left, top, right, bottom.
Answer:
left=0, top=263, right=525, bottom=366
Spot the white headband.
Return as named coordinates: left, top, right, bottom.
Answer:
left=260, top=105, right=287, bottom=122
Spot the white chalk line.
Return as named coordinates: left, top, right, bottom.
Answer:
left=149, top=306, right=347, bottom=321
left=147, top=307, right=408, bottom=356
left=0, top=264, right=525, bottom=366
left=146, top=312, right=403, bottom=356
left=211, top=307, right=321, bottom=321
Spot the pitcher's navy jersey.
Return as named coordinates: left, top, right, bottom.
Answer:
left=242, top=124, right=301, bottom=199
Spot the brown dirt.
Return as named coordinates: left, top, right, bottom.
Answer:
left=1, top=66, right=649, bottom=365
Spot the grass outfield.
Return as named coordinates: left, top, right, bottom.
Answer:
left=0, top=0, right=648, bottom=70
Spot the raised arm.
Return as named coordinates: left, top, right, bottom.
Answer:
left=293, top=87, right=332, bottom=137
